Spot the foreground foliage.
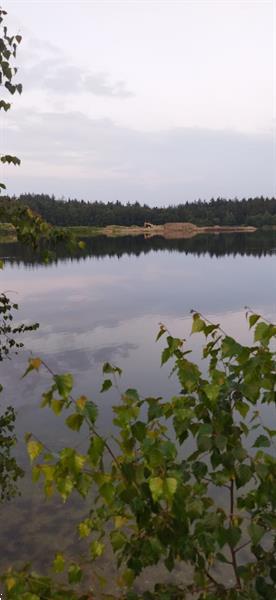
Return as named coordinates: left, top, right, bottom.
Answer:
left=0, top=292, right=39, bottom=501
left=0, top=4, right=82, bottom=505
left=1, top=312, right=275, bottom=599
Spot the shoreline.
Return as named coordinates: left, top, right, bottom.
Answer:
left=66, top=223, right=257, bottom=239
left=0, top=222, right=258, bottom=243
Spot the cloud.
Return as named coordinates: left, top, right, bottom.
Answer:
left=19, top=38, right=133, bottom=98
left=22, top=60, right=133, bottom=97
left=4, top=108, right=275, bottom=203
left=84, top=73, right=132, bottom=97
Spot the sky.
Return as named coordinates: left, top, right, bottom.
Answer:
left=2, top=0, right=276, bottom=204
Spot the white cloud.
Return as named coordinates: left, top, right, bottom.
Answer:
left=4, top=108, right=274, bottom=203
left=19, top=38, right=133, bottom=98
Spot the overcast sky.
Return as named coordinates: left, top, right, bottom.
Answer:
left=2, top=0, right=276, bottom=204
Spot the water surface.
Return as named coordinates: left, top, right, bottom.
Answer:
left=0, top=231, right=275, bottom=582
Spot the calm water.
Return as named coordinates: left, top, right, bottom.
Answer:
left=0, top=231, right=276, bottom=585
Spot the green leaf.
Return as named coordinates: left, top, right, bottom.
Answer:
left=100, top=482, right=114, bottom=503
left=102, top=362, right=122, bottom=375
left=253, top=435, right=271, bottom=448
left=191, top=313, right=205, bottom=333
left=204, top=383, right=220, bottom=403
left=227, top=526, right=241, bottom=548
left=254, top=322, right=275, bottom=344
left=255, top=463, right=268, bottom=480
left=110, top=530, right=126, bottom=551
left=101, top=378, right=112, bottom=393
left=161, top=347, right=172, bottom=365
left=0, top=102, right=11, bottom=113
left=236, top=464, right=253, bottom=488
left=88, top=436, right=105, bottom=465
left=186, top=498, right=204, bottom=517
left=164, top=477, right=177, bottom=498
left=156, top=324, right=166, bottom=341
left=192, top=461, right=208, bottom=479
left=68, top=563, right=82, bottom=584
left=248, top=523, right=265, bottom=545
left=236, top=400, right=249, bottom=418
left=1, top=154, right=20, bottom=165
left=131, top=421, right=146, bottom=441
left=249, top=313, right=260, bottom=328
left=124, top=388, right=140, bottom=403
left=198, top=423, right=213, bottom=435
left=84, top=400, right=98, bottom=424
left=90, top=540, right=105, bottom=558
left=66, top=413, right=84, bottom=431
left=54, top=373, right=73, bottom=398
left=147, top=399, right=163, bottom=421
left=215, top=435, right=227, bottom=451
left=221, top=336, right=241, bottom=358
left=254, top=322, right=267, bottom=342
left=197, top=434, right=212, bottom=452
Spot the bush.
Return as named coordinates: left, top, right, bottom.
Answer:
left=1, top=312, right=275, bottom=599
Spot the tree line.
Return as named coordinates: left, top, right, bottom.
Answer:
left=1, top=194, right=276, bottom=227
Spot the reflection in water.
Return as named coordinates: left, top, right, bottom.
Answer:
left=0, top=232, right=275, bottom=587
left=1, top=230, right=276, bottom=267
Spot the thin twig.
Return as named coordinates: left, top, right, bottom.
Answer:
left=229, top=478, right=241, bottom=589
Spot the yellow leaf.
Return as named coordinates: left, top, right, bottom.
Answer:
left=30, top=357, right=42, bottom=370
left=149, top=477, right=163, bottom=501
left=53, top=552, right=65, bottom=573
left=90, top=540, right=105, bottom=558
left=78, top=520, right=91, bottom=538
left=165, top=477, right=178, bottom=497
left=51, top=399, right=64, bottom=415
left=74, top=453, right=86, bottom=471
left=76, top=395, right=87, bottom=410
left=114, top=515, right=128, bottom=529
left=41, top=464, right=54, bottom=481
left=6, top=576, right=16, bottom=590
left=27, top=439, right=43, bottom=462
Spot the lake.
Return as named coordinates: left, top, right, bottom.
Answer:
left=0, top=231, right=276, bottom=587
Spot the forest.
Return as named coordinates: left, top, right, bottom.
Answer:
left=1, top=194, right=276, bottom=228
